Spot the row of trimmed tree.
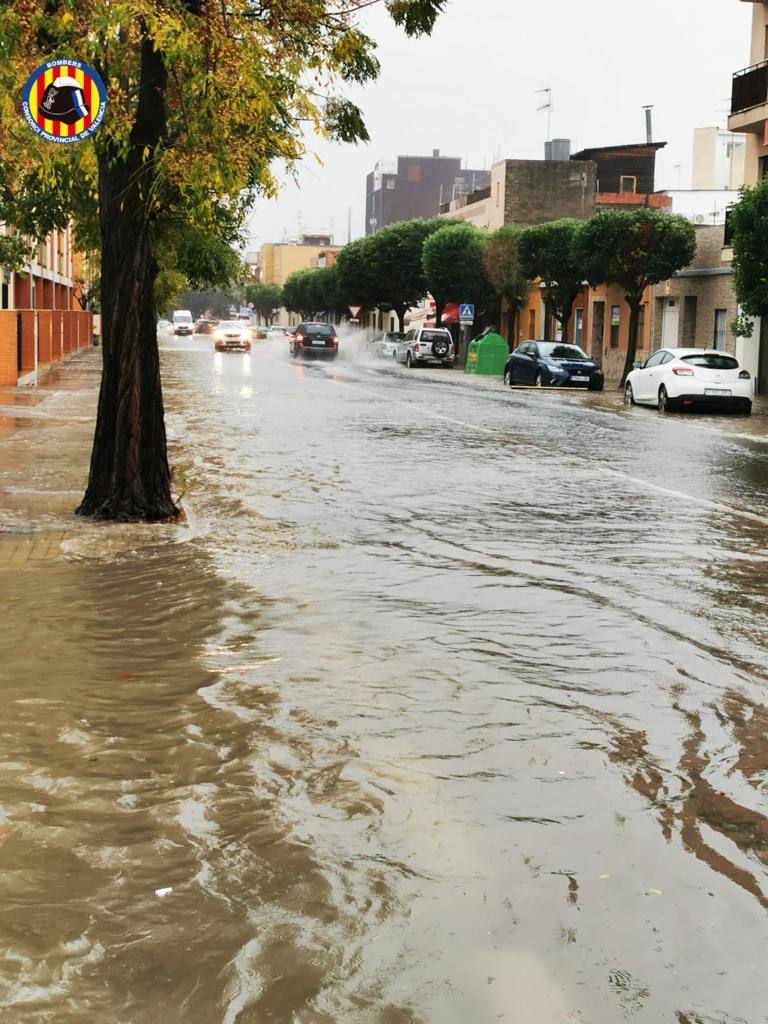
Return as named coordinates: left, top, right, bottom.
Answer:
left=282, top=209, right=697, bottom=386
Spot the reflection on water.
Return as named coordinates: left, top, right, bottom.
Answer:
left=0, top=340, right=767, bottom=1023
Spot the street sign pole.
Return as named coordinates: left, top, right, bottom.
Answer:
left=458, top=303, right=475, bottom=366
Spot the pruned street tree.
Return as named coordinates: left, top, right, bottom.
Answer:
left=283, top=271, right=320, bottom=320
left=0, top=0, right=448, bottom=521
left=518, top=219, right=586, bottom=343
left=246, top=283, right=284, bottom=326
left=422, top=222, right=491, bottom=332
left=576, top=209, right=696, bottom=386
left=365, top=219, right=443, bottom=331
left=335, top=236, right=379, bottom=318
left=483, top=226, right=529, bottom=348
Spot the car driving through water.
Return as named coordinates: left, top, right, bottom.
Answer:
left=504, top=341, right=604, bottom=390
left=291, top=322, right=340, bottom=360
left=394, top=327, right=455, bottom=368
left=213, top=320, right=252, bottom=352
left=624, top=348, right=753, bottom=414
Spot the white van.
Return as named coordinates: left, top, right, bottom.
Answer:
left=172, top=310, right=194, bottom=337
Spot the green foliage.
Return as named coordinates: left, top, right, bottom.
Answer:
left=335, top=237, right=379, bottom=311
left=0, top=0, right=449, bottom=280
left=0, top=233, right=33, bottom=272
left=363, top=219, right=443, bottom=326
left=731, top=178, right=768, bottom=317
left=731, top=311, right=756, bottom=339
left=576, top=208, right=696, bottom=300
left=246, top=282, right=283, bottom=323
left=484, top=225, right=529, bottom=316
left=518, top=219, right=585, bottom=335
left=422, top=222, right=491, bottom=306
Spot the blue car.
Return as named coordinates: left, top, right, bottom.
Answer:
left=504, top=341, right=604, bottom=391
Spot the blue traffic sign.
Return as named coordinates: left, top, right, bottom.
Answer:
left=459, top=303, right=475, bottom=322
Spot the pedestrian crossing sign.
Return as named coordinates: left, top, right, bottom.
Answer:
left=460, top=304, right=475, bottom=323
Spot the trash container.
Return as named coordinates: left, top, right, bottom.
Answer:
left=464, top=331, right=508, bottom=376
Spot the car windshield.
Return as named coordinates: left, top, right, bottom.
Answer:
left=538, top=343, right=589, bottom=360
left=422, top=331, right=450, bottom=342
left=218, top=321, right=243, bottom=330
left=302, top=323, right=335, bottom=336
left=385, top=333, right=404, bottom=342
left=681, top=354, right=739, bottom=370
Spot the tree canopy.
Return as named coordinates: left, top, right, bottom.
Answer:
left=518, top=219, right=585, bottom=342
left=422, top=222, right=491, bottom=316
left=730, top=178, right=768, bottom=323
left=362, top=219, right=443, bottom=330
left=576, top=209, right=696, bottom=384
left=246, top=282, right=284, bottom=324
left=483, top=226, right=530, bottom=346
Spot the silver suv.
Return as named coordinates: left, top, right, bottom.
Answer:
left=395, top=327, right=455, bottom=368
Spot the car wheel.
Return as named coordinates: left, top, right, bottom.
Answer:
left=624, top=382, right=635, bottom=406
left=535, top=372, right=544, bottom=388
left=393, top=351, right=398, bottom=362
left=406, top=352, right=414, bottom=368
left=504, top=369, right=513, bottom=386
left=658, top=385, right=669, bottom=413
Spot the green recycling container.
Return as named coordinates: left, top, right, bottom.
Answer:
left=464, top=331, right=509, bottom=376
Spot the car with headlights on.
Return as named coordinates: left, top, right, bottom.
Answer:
left=624, top=348, right=752, bottom=414
left=213, top=320, right=252, bottom=352
left=395, top=327, right=455, bottom=368
left=504, top=341, right=604, bottom=390
left=291, top=322, right=339, bottom=359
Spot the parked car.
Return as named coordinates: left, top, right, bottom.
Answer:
left=266, top=325, right=288, bottom=339
left=624, top=348, right=753, bottom=414
left=291, top=322, right=339, bottom=359
left=395, top=327, right=455, bottom=368
left=373, top=331, right=404, bottom=359
left=504, top=341, right=604, bottom=390
left=172, top=309, right=194, bottom=337
left=157, top=319, right=171, bottom=334
left=213, top=320, right=252, bottom=352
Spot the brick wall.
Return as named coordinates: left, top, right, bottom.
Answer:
left=0, top=309, right=91, bottom=386
left=0, top=312, right=17, bottom=387
left=504, top=160, right=597, bottom=226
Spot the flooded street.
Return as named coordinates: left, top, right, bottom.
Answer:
left=1, top=338, right=768, bottom=1023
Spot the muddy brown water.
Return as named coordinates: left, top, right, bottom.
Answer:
left=0, top=339, right=767, bottom=1023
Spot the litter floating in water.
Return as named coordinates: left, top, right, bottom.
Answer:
left=155, top=887, right=173, bottom=898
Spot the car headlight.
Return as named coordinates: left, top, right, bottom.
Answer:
left=547, top=364, right=566, bottom=374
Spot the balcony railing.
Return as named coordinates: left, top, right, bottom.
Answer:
left=731, top=60, right=768, bottom=116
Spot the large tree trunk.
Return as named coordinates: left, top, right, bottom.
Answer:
left=620, top=298, right=642, bottom=388
left=434, top=297, right=445, bottom=331
left=394, top=304, right=407, bottom=333
left=77, top=37, right=178, bottom=522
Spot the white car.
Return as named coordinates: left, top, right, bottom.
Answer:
left=624, top=348, right=753, bottom=415
left=395, top=327, right=455, bottom=368
left=266, top=326, right=288, bottom=339
left=213, top=320, right=252, bottom=352
left=373, top=331, right=404, bottom=359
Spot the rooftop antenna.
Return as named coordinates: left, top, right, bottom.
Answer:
left=536, top=88, right=552, bottom=141
left=643, top=104, right=654, bottom=144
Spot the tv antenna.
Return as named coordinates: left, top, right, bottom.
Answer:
left=536, top=88, right=552, bottom=141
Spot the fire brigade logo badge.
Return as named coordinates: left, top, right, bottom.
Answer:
left=21, top=60, right=107, bottom=143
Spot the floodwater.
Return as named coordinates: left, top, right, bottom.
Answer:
left=1, top=335, right=767, bottom=1023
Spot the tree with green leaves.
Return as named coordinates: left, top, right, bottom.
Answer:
left=0, top=0, right=447, bottom=521
left=283, top=271, right=320, bottom=320
left=576, top=209, right=696, bottom=386
left=483, top=226, right=530, bottom=347
left=335, top=236, right=379, bottom=317
left=422, top=222, right=491, bottom=331
left=364, top=219, right=443, bottom=330
left=246, top=283, right=283, bottom=326
left=730, top=178, right=768, bottom=338
left=518, top=219, right=585, bottom=343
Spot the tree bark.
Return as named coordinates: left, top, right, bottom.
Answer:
left=620, top=298, right=642, bottom=388
left=434, top=297, right=445, bottom=331
left=76, top=36, right=178, bottom=522
left=394, top=304, right=407, bottom=333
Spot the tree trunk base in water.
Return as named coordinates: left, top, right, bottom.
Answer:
left=76, top=493, right=180, bottom=524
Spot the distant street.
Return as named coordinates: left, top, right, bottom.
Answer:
left=1, top=337, right=767, bottom=1023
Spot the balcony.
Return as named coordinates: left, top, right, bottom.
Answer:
left=729, top=60, right=768, bottom=132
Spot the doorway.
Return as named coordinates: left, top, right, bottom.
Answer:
left=590, top=301, right=605, bottom=363
left=661, top=298, right=679, bottom=347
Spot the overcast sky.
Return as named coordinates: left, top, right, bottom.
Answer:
left=245, top=0, right=752, bottom=252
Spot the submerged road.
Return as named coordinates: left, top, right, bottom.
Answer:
left=1, top=336, right=767, bottom=1023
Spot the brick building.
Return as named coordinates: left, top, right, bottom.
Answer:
left=366, top=151, right=490, bottom=235
left=571, top=142, right=672, bottom=212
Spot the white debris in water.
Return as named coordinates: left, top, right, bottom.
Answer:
left=155, top=887, right=173, bottom=898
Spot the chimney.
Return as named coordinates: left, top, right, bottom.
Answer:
left=433, top=148, right=440, bottom=158
left=545, top=138, right=571, bottom=162
left=643, top=105, right=654, bottom=144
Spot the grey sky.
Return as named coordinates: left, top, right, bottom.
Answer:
left=245, top=0, right=752, bottom=250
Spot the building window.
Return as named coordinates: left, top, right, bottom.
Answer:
left=385, top=178, right=396, bottom=189
left=620, top=176, right=637, bottom=194
left=574, top=309, right=584, bottom=345
left=610, top=305, right=621, bottom=348
left=713, top=309, right=727, bottom=351
left=406, top=165, right=421, bottom=183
